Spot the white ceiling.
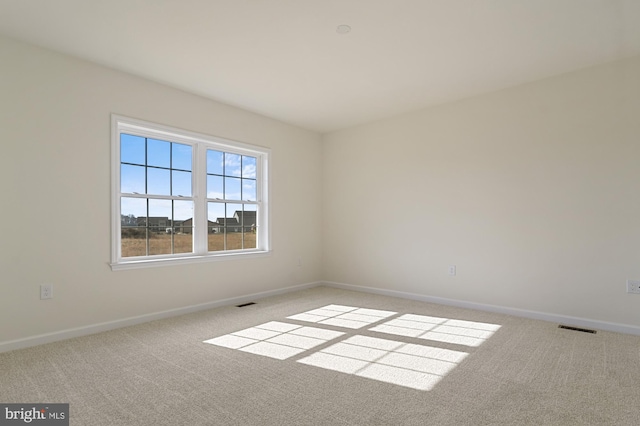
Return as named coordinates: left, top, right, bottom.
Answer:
left=1, top=0, right=639, bottom=133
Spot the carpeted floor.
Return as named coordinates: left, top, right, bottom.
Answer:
left=1, top=286, right=639, bottom=425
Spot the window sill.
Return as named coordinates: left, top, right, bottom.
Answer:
left=110, top=250, right=271, bottom=271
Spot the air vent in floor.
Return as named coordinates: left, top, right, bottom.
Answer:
left=558, top=325, right=596, bottom=334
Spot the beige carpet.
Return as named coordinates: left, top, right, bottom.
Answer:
left=1, top=286, right=639, bottom=425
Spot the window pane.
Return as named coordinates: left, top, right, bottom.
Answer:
left=121, top=197, right=147, bottom=257
left=172, top=170, right=192, bottom=197
left=121, top=197, right=147, bottom=219
left=207, top=175, right=224, bottom=199
left=207, top=202, right=226, bottom=224
left=147, top=139, right=171, bottom=168
left=121, top=227, right=147, bottom=257
left=172, top=200, right=193, bottom=254
left=243, top=204, right=257, bottom=249
left=226, top=203, right=243, bottom=250
left=173, top=200, right=193, bottom=223
left=175, top=217, right=193, bottom=235
left=121, top=164, right=145, bottom=194
left=171, top=231, right=192, bottom=254
left=242, top=156, right=257, bottom=179
left=236, top=205, right=257, bottom=232
left=207, top=150, right=224, bottom=175
left=242, top=179, right=256, bottom=201
left=148, top=199, right=171, bottom=255
left=225, top=177, right=241, bottom=200
left=208, top=202, right=226, bottom=252
left=147, top=168, right=170, bottom=196
left=121, top=134, right=145, bottom=165
left=225, top=153, right=242, bottom=177
left=172, top=143, right=192, bottom=171
left=149, top=236, right=170, bottom=255
left=148, top=199, right=171, bottom=230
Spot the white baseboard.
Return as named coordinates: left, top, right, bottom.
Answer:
left=322, top=280, right=640, bottom=336
left=4, top=279, right=638, bottom=353
left=0, top=281, right=321, bottom=354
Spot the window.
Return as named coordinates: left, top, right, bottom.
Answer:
left=111, top=115, right=269, bottom=270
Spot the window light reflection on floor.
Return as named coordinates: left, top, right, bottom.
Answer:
left=287, top=304, right=397, bottom=329
left=203, top=321, right=345, bottom=360
left=370, top=314, right=501, bottom=347
left=297, top=335, right=468, bottom=391
left=203, top=306, right=502, bottom=391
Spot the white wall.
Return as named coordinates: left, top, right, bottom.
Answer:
left=0, top=36, right=323, bottom=343
left=322, top=55, right=640, bottom=329
left=2, top=34, right=639, bottom=347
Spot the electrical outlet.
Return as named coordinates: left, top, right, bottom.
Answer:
left=40, top=284, right=53, bottom=300
left=449, top=265, right=456, bottom=276
left=627, top=280, right=640, bottom=294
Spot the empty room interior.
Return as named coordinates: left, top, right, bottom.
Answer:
left=1, top=1, right=640, bottom=425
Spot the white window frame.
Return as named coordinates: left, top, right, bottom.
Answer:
left=110, top=115, right=270, bottom=270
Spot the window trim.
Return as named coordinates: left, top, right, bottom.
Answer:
left=110, top=115, right=270, bottom=270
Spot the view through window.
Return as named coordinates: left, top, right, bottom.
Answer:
left=112, top=116, right=269, bottom=268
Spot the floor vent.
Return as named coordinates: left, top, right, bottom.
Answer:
left=236, top=302, right=256, bottom=308
left=558, top=325, right=596, bottom=334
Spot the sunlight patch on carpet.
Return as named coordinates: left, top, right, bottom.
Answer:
left=204, top=321, right=345, bottom=360
left=297, top=335, right=468, bottom=391
left=370, top=314, right=501, bottom=347
left=287, top=305, right=397, bottom=329
left=203, top=305, right=501, bottom=391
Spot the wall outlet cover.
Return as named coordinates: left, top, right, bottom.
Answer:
left=626, top=280, right=640, bottom=294
left=40, top=284, right=53, bottom=299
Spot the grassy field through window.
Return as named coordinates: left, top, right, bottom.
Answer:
left=121, top=232, right=256, bottom=257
